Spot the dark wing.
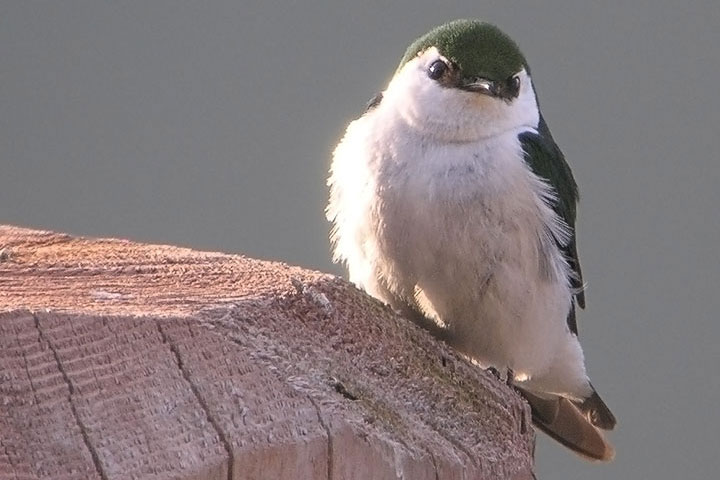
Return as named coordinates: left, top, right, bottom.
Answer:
left=519, top=115, right=585, bottom=335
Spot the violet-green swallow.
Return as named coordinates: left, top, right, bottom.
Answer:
left=327, top=19, right=616, bottom=461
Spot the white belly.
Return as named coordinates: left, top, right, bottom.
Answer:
left=374, top=131, right=572, bottom=376
left=328, top=116, right=590, bottom=396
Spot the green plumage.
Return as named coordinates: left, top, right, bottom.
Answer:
left=519, top=117, right=586, bottom=332
left=520, top=117, right=578, bottom=236
left=398, top=19, right=526, bottom=81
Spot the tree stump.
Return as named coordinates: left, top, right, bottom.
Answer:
left=0, top=225, right=535, bottom=480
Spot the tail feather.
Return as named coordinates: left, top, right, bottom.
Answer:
left=519, top=388, right=615, bottom=462
left=534, top=397, right=615, bottom=462
left=520, top=388, right=559, bottom=424
left=578, top=387, right=617, bottom=430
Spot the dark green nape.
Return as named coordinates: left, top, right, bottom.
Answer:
left=398, top=19, right=527, bottom=81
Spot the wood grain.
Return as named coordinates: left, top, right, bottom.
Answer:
left=0, top=225, right=535, bottom=479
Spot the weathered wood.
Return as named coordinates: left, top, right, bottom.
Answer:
left=0, top=225, right=535, bottom=480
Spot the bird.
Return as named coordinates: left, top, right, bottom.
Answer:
left=326, top=19, right=616, bottom=461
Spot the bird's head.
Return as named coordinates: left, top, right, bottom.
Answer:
left=385, top=19, right=540, bottom=142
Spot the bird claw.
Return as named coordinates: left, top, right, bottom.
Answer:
left=506, top=368, right=515, bottom=387
left=485, top=366, right=516, bottom=387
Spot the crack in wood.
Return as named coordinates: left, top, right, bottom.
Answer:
left=20, top=349, right=39, bottom=406
left=32, top=313, right=109, bottom=480
left=428, top=452, right=440, bottom=480
left=308, top=396, right=333, bottom=480
left=156, top=321, right=235, bottom=480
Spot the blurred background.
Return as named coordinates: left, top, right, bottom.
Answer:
left=2, top=1, right=718, bottom=478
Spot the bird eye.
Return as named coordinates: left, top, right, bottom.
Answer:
left=427, top=60, right=449, bottom=80
left=510, top=75, right=521, bottom=92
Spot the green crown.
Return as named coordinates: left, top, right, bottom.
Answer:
left=398, top=19, right=527, bottom=81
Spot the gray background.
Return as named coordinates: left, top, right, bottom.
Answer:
left=2, top=1, right=718, bottom=478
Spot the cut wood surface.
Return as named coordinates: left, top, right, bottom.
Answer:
left=0, top=225, right=535, bottom=480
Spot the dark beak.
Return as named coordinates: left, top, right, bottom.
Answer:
left=459, top=76, right=520, bottom=101
left=459, top=78, right=498, bottom=97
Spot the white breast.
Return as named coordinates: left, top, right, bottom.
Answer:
left=328, top=61, right=592, bottom=399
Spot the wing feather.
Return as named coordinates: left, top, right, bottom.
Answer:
left=519, top=115, right=585, bottom=334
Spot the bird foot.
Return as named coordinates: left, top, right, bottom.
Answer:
left=485, top=366, right=515, bottom=387
left=485, top=366, right=502, bottom=380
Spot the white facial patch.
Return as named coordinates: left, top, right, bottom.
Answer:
left=382, top=47, right=540, bottom=141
